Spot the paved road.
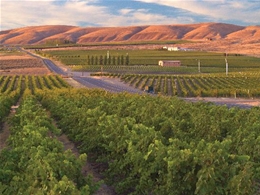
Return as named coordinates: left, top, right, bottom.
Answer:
left=20, top=48, right=68, bottom=75
left=23, top=49, right=144, bottom=94
left=43, top=59, right=68, bottom=75
left=72, top=75, right=144, bottom=94
left=22, top=49, right=260, bottom=108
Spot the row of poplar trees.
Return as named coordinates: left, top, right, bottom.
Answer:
left=87, top=54, right=130, bottom=65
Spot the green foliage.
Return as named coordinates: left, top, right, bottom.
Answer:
left=0, top=96, right=95, bottom=194
left=1, top=74, right=260, bottom=194
left=116, top=73, right=260, bottom=97
left=0, top=76, right=98, bottom=194
left=41, top=49, right=260, bottom=73
left=38, top=88, right=260, bottom=195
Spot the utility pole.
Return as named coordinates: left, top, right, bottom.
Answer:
left=198, top=59, right=201, bottom=73
left=107, top=50, right=109, bottom=59
left=225, top=53, right=228, bottom=76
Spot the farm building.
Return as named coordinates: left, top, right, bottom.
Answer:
left=158, top=60, right=181, bottom=67
left=162, top=46, right=180, bottom=51
left=168, top=47, right=180, bottom=51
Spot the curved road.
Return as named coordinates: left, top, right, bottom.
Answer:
left=52, top=61, right=260, bottom=108
left=23, top=49, right=260, bottom=108
left=21, top=48, right=143, bottom=94
left=72, top=75, right=143, bottom=94
left=27, top=50, right=144, bottom=94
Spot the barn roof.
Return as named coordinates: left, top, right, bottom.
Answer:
left=159, top=60, right=181, bottom=62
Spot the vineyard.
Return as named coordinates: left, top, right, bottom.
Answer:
left=0, top=54, right=50, bottom=75
left=37, top=49, right=260, bottom=73
left=89, top=72, right=260, bottom=98
left=1, top=75, right=260, bottom=194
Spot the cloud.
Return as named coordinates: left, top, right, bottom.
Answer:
left=136, top=0, right=260, bottom=25
left=119, top=8, right=134, bottom=15
left=1, top=0, right=195, bottom=30
left=1, top=0, right=109, bottom=30
left=1, top=0, right=259, bottom=31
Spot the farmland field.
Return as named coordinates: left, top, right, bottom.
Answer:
left=0, top=49, right=50, bottom=75
left=38, top=49, right=260, bottom=73
left=1, top=47, right=260, bottom=194
left=0, top=74, right=260, bottom=194
left=91, top=72, right=260, bottom=98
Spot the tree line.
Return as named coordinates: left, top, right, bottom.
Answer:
left=87, top=54, right=129, bottom=65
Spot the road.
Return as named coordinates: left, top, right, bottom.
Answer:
left=41, top=56, right=144, bottom=94
left=72, top=72, right=144, bottom=94
left=182, top=97, right=260, bottom=109
left=42, top=57, right=260, bottom=109
left=23, top=49, right=260, bottom=108
left=43, top=59, right=67, bottom=75
left=21, top=48, right=143, bottom=94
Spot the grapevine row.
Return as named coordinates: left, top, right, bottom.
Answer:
left=0, top=75, right=69, bottom=95
left=0, top=76, right=23, bottom=124
left=37, top=88, right=260, bottom=195
left=118, top=74, right=260, bottom=97
left=0, top=75, right=69, bottom=128
left=0, top=95, right=95, bottom=194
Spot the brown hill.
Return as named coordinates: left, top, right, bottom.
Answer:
left=1, top=23, right=260, bottom=45
left=227, top=26, right=260, bottom=44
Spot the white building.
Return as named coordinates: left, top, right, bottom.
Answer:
left=158, top=60, right=181, bottom=67
left=167, top=47, right=180, bottom=51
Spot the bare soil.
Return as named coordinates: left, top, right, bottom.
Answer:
left=0, top=54, right=51, bottom=75
left=56, top=133, right=116, bottom=195
left=63, top=77, right=86, bottom=88
left=0, top=120, right=11, bottom=151
left=183, top=97, right=260, bottom=109
left=0, top=105, right=19, bottom=151
left=41, top=39, right=260, bottom=57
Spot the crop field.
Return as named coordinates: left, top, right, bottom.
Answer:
left=1, top=75, right=260, bottom=194
left=39, top=49, right=260, bottom=74
left=0, top=49, right=50, bottom=75
left=25, top=39, right=191, bottom=49
left=92, top=72, right=260, bottom=98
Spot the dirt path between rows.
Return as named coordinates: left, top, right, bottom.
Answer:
left=65, top=74, right=260, bottom=109
left=0, top=120, right=11, bottom=151
left=0, top=98, right=115, bottom=194
left=0, top=105, right=19, bottom=151
left=56, top=134, right=116, bottom=195
left=182, top=97, right=260, bottom=109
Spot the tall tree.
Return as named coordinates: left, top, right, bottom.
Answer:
left=121, top=55, right=124, bottom=65
left=99, top=55, right=103, bottom=65
left=91, top=56, right=94, bottom=65
left=117, top=56, right=120, bottom=65
left=126, top=54, right=129, bottom=65
left=112, top=56, right=116, bottom=65
left=104, top=55, right=107, bottom=65
left=95, top=56, right=98, bottom=65
left=87, top=55, right=90, bottom=65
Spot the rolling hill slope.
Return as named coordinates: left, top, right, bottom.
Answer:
left=1, top=23, right=259, bottom=45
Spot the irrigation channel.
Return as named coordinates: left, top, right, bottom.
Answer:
left=26, top=49, right=260, bottom=109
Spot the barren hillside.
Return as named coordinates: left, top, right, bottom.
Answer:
left=1, top=23, right=259, bottom=44
left=1, top=23, right=260, bottom=56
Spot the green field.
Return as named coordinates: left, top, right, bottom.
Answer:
left=0, top=47, right=24, bottom=56
left=38, top=49, right=260, bottom=74
left=25, top=39, right=191, bottom=49
left=1, top=75, right=260, bottom=194
left=96, top=72, right=260, bottom=98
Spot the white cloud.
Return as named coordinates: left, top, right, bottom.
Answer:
left=0, top=0, right=195, bottom=30
left=1, top=0, right=109, bottom=30
left=136, top=0, right=260, bottom=25
left=119, top=8, right=134, bottom=15
left=1, top=0, right=259, bottom=31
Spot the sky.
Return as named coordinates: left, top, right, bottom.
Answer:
left=1, top=0, right=260, bottom=31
